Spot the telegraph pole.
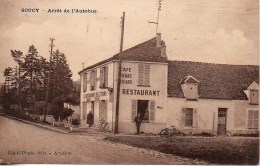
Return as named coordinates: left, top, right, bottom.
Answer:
left=17, top=65, right=21, bottom=112
left=114, top=12, right=125, bottom=134
left=148, top=0, right=162, bottom=35
left=44, top=38, right=55, bottom=122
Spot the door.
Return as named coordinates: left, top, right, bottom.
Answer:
left=217, top=108, right=227, bottom=135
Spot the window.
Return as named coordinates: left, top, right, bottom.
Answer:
left=182, top=108, right=198, bottom=127
left=100, top=66, right=108, bottom=89
left=99, top=100, right=107, bottom=121
left=185, top=108, right=193, bottom=126
left=138, top=64, right=150, bottom=86
left=82, top=102, right=87, bottom=120
left=131, top=100, right=155, bottom=122
left=83, top=73, right=87, bottom=92
left=250, top=90, right=259, bottom=105
left=248, top=110, right=259, bottom=129
left=90, top=70, right=97, bottom=91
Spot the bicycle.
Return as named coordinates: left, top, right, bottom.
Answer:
left=211, top=130, right=232, bottom=137
left=159, top=125, right=185, bottom=137
left=98, top=119, right=107, bottom=131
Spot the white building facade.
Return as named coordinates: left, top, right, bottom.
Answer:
left=79, top=34, right=259, bottom=135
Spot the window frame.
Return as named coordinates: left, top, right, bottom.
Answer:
left=137, top=64, right=150, bottom=87
left=248, top=110, right=259, bottom=129
left=185, top=108, right=193, bottom=127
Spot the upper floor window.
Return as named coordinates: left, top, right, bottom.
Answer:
left=180, top=76, right=199, bottom=100
left=100, top=66, right=108, bottom=89
left=90, top=69, right=97, bottom=91
left=82, top=73, right=87, bottom=92
left=138, top=64, right=150, bottom=86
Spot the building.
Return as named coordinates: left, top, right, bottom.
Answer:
left=78, top=33, right=259, bottom=135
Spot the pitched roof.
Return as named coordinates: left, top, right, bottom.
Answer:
left=168, top=60, right=259, bottom=100
left=78, top=37, right=168, bottom=74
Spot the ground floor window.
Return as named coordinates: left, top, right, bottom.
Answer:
left=248, top=110, right=259, bottom=129
left=185, top=108, right=193, bottom=126
left=99, top=100, right=107, bottom=121
left=131, top=100, right=155, bottom=122
left=82, top=102, right=87, bottom=120
left=182, top=108, right=197, bottom=127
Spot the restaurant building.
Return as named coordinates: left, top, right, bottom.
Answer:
left=78, top=33, right=259, bottom=135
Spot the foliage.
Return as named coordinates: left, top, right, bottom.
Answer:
left=71, top=115, right=80, bottom=125
left=52, top=107, right=74, bottom=122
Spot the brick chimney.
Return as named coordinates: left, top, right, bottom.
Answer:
left=156, top=33, right=161, bottom=47
left=161, top=41, right=167, bottom=58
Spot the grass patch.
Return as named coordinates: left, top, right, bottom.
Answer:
left=105, top=136, right=259, bottom=164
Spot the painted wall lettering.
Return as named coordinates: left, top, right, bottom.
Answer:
left=121, top=67, right=132, bottom=84
left=122, top=89, right=160, bottom=96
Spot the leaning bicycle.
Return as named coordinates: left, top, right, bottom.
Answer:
left=98, top=119, right=107, bottom=131
left=159, top=125, right=185, bottom=137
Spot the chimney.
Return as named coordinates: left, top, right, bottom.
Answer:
left=156, top=33, right=161, bottom=47
left=161, top=41, right=167, bottom=58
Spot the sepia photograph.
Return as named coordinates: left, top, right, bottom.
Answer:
left=0, top=0, right=259, bottom=165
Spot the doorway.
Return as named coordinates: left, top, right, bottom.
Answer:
left=217, top=108, right=228, bottom=135
left=91, top=101, right=95, bottom=120
left=137, top=100, right=149, bottom=121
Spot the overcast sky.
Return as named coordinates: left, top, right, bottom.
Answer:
left=0, top=0, right=258, bottom=83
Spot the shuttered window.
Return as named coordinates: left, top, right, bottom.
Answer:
left=83, top=73, right=87, bottom=92
left=181, top=108, right=198, bottom=127
left=248, top=110, right=259, bottom=129
left=149, top=100, right=155, bottom=121
left=82, top=102, right=87, bottom=120
left=185, top=108, right=193, bottom=126
left=138, top=64, right=150, bottom=86
left=90, top=70, right=97, bottom=90
left=100, top=67, right=104, bottom=88
left=131, top=100, right=137, bottom=121
left=100, top=66, right=108, bottom=88
left=250, top=90, right=259, bottom=105
left=99, top=100, right=107, bottom=121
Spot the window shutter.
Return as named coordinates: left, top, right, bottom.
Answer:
left=149, top=100, right=155, bottom=121
left=99, top=101, right=102, bottom=120
left=138, top=64, right=144, bottom=85
left=105, top=66, right=108, bottom=87
left=248, top=110, right=254, bottom=128
left=132, top=100, right=137, bottom=121
left=90, top=71, right=93, bottom=88
left=83, top=102, right=87, bottom=120
left=100, top=67, right=104, bottom=88
left=104, top=100, right=108, bottom=121
left=193, top=109, right=198, bottom=128
left=144, top=65, right=150, bottom=86
left=94, top=69, right=97, bottom=89
left=83, top=74, right=87, bottom=92
left=181, top=108, right=186, bottom=127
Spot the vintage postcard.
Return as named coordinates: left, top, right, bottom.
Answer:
left=0, top=0, right=259, bottom=165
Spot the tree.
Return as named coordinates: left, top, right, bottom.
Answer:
left=49, top=50, right=73, bottom=121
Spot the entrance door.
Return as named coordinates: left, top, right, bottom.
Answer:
left=137, top=100, right=149, bottom=121
left=217, top=108, right=227, bottom=135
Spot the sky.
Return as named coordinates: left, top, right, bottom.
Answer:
left=0, top=0, right=259, bottom=83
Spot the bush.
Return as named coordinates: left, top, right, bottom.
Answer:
left=71, top=116, right=80, bottom=125
left=53, top=108, right=74, bottom=121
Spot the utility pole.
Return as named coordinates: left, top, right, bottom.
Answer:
left=114, top=12, right=125, bottom=134
left=18, top=65, right=21, bottom=112
left=44, top=38, right=55, bottom=122
left=148, top=0, right=162, bottom=35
